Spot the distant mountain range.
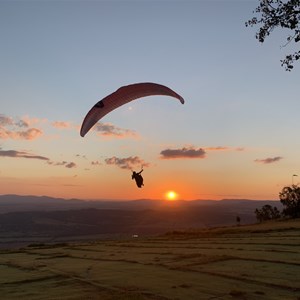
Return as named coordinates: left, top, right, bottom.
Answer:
left=0, top=194, right=282, bottom=213
left=0, top=195, right=283, bottom=244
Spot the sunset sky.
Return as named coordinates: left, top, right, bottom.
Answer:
left=1, top=0, right=299, bottom=201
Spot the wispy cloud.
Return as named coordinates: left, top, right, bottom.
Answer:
left=15, top=119, right=29, bottom=128
left=0, top=115, right=13, bottom=126
left=52, top=121, right=72, bottom=129
left=204, top=146, right=245, bottom=151
left=0, top=147, right=77, bottom=169
left=0, top=149, right=49, bottom=160
left=93, top=122, right=138, bottom=138
left=0, top=114, right=43, bottom=140
left=254, top=156, right=283, bottom=164
left=21, top=116, right=47, bottom=126
left=91, top=160, right=101, bottom=166
left=204, top=146, right=229, bottom=151
left=204, top=146, right=245, bottom=152
left=0, top=128, right=37, bottom=140
left=76, top=154, right=87, bottom=159
left=160, top=147, right=206, bottom=159
left=105, top=156, right=150, bottom=170
left=65, top=162, right=76, bottom=168
left=47, top=161, right=77, bottom=168
left=160, top=145, right=244, bottom=160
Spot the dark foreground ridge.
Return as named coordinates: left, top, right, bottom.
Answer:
left=0, top=219, right=299, bottom=300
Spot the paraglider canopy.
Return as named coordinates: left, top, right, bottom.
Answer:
left=80, top=82, right=184, bottom=137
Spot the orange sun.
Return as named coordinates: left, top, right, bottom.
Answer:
left=166, top=191, right=178, bottom=201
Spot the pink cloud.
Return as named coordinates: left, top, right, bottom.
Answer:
left=0, top=115, right=13, bottom=126
left=0, top=127, right=42, bottom=140
left=93, top=122, right=138, bottom=139
left=18, top=128, right=42, bottom=140
left=205, top=146, right=230, bottom=151
left=21, top=116, right=47, bottom=126
left=52, top=121, right=72, bottom=129
left=0, top=114, right=43, bottom=140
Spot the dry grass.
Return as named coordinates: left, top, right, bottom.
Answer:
left=0, top=219, right=300, bottom=299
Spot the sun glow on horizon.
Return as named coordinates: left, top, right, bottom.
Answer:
left=165, top=190, right=178, bottom=201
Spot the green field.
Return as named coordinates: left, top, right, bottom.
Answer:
left=0, top=220, right=300, bottom=300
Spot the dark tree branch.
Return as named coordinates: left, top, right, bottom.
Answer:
left=246, top=0, right=300, bottom=70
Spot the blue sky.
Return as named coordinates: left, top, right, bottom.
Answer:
left=0, top=0, right=299, bottom=200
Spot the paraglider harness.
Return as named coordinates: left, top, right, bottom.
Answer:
left=132, top=169, right=144, bottom=188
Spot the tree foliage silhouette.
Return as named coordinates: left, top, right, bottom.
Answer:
left=255, top=204, right=281, bottom=222
left=246, top=0, right=300, bottom=71
left=279, top=185, right=300, bottom=218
